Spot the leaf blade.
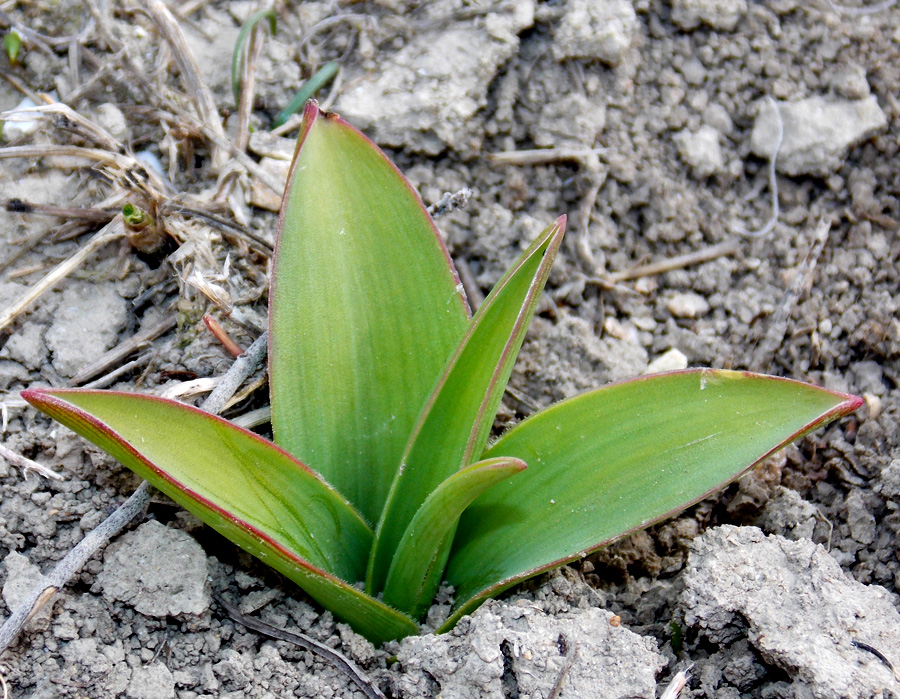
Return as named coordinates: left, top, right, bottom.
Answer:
left=23, top=388, right=418, bottom=644
left=382, top=456, right=526, bottom=618
left=368, top=218, right=566, bottom=594
left=270, top=103, right=470, bottom=523
left=442, top=370, right=862, bottom=629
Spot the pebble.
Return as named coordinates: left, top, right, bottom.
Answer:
left=750, top=96, right=888, bottom=176
left=45, top=281, right=128, bottom=378
left=644, top=347, right=688, bottom=374
left=675, top=125, right=725, bottom=178
left=2, top=551, right=54, bottom=631
left=666, top=292, right=710, bottom=318
left=127, top=663, right=176, bottom=699
left=95, top=103, right=129, bottom=142
left=532, top=93, right=606, bottom=148
left=98, top=520, right=210, bottom=618
left=844, top=490, right=876, bottom=546
left=671, top=0, right=748, bottom=31
left=552, top=0, right=638, bottom=65
left=683, top=526, right=900, bottom=697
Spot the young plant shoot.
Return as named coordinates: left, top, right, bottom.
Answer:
left=23, top=103, right=862, bottom=645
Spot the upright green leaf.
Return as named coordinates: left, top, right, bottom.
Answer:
left=382, top=456, right=526, bottom=618
left=441, top=371, right=862, bottom=630
left=22, top=389, right=418, bottom=644
left=368, top=218, right=565, bottom=594
left=270, top=103, right=470, bottom=523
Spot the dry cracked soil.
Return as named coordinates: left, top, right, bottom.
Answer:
left=1, top=1, right=899, bottom=697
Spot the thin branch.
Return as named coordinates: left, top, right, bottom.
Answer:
left=592, top=239, right=740, bottom=285
left=0, top=481, right=153, bottom=657
left=214, top=593, right=386, bottom=699
left=0, top=443, right=63, bottom=480
left=547, top=639, right=578, bottom=699
left=0, top=333, right=269, bottom=656
left=71, top=316, right=178, bottom=385
left=749, top=218, right=830, bottom=371
left=489, top=147, right=607, bottom=166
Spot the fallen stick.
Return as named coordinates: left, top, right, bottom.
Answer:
left=0, top=332, right=269, bottom=657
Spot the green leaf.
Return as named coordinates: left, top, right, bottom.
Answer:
left=22, top=388, right=418, bottom=644
left=382, top=456, right=526, bottom=618
left=231, top=9, right=277, bottom=103
left=441, top=370, right=862, bottom=630
left=368, top=218, right=565, bottom=595
left=272, top=62, right=340, bottom=129
left=270, top=102, right=469, bottom=523
left=4, top=30, right=22, bottom=65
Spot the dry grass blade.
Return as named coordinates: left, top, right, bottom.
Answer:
left=0, top=216, right=126, bottom=334
left=601, top=240, right=741, bottom=284
left=146, top=0, right=227, bottom=169
left=489, top=147, right=608, bottom=166
left=0, top=102, right=123, bottom=152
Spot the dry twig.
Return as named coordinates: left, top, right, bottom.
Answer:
left=489, top=147, right=607, bottom=166
left=214, top=593, right=387, bottom=699
left=0, top=443, right=62, bottom=480
left=749, top=218, right=831, bottom=371
left=0, top=332, right=269, bottom=657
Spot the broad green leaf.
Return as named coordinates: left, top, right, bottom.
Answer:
left=441, top=370, right=862, bottom=630
left=270, top=102, right=469, bottom=523
left=382, top=457, right=526, bottom=618
left=22, top=389, right=418, bottom=644
left=368, top=218, right=566, bottom=594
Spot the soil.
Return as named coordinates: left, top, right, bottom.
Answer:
left=1, top=1, right=899, bottom=697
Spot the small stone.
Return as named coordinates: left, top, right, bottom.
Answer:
left=2, top=551, right=54, bottom=631
left=45, top=280, right=128, bottom=378
left=395, top=600, right=663, bottom=698
left=830, top=63, right=870, bottom=100
left=552, top=0, right=638, bottom=65
left=703, top=103, right=734, bottom=135
left=674, top=125, right=724, bottom=177
left=337, top=3, right=534, bottom=154
left=98, top=520, right=210, bottom=618
left=759, top=486, right=818, bottom=540
left=877, top=459, right=900, bottom=501
left=844, top=490, right=876, bottom=546
left=682, top=526, right=900, bottom=697
left=95, top=103, right=129, bottom=142
left=532, top=93, right=605, bottom=148
left=750, top=96, right=887, bottom=176
left=671, top=0, right=748, bottom=31
left=249, top=157, right=290, bottom=212
left=645, top=348, right=688, bottom=374
left=0, top=322, right=48, bottom=370
left=127, top=663, right=176, bottom=699
left=666, top=292, right=710, bottom=319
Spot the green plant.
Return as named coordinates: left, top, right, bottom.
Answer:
left=4, top=30, right=22, bottom=66
left=23, top=102, right=861, bottom=645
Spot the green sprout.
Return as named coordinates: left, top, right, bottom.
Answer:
left=23, top=103, right=862, bottom=645
left=4, top=30, right=22, bottom=66
left=231, top=9, right=277, bottom=104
